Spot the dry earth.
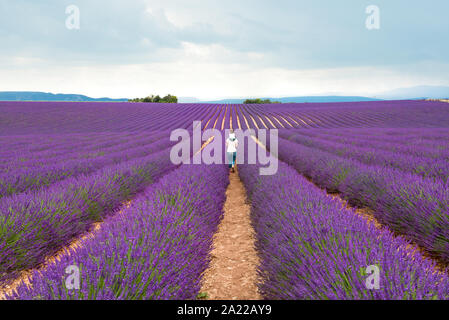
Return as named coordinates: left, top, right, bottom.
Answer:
left=200, top=168, right=261, bottom=300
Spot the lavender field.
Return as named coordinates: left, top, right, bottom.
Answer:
left=1, top=99, right=449, bottom=300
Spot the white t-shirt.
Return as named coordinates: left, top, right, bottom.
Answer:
left=226, top=138, right=238, bottom=153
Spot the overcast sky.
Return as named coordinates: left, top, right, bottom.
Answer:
left=1, top=0, right=448, bottom=100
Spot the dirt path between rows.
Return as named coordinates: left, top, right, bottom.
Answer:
left=200, top=169, right=261, bottom=300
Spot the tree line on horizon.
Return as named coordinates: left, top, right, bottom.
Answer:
left=128, top=95, right=282, bottom=104
left=243, top=98, right=281, bottom=104
left=129, top=94, right=178, bottom=103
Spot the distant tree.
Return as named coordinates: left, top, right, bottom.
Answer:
left=163, top=94, right=178, bottom=103
left=244, top=99, right=262, bottom=104
left=244, top=98, right=281, bottom=104
left=128, top=94, right=178, bottom=103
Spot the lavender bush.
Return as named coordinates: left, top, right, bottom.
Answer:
left=273, top=137, right=449, bottom=264
left=278, top=129, right=449, bottom=181
left=7, top=164, right=228, bottom=300
left=0, top=135, right=171, bottom=197
left=0, top=146, right=177, bottom=284
left=239, top=158, right=449, bottom=299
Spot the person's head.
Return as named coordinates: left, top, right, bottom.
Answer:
left=229, top=129, right=236, bottom=141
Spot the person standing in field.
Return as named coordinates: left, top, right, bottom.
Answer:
left=226, top=129, right=238, bottom=173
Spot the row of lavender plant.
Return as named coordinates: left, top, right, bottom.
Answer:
left=274, top=100, right=449, bottom=128
left=0, top=144, right=178, bottom=285
left=0, top=133, right=173, bottom=192
left=311, top=128, right=449, bottom=148
left=310, top=128, right=449, bottom=142
left=1, top=132, right=166, bottom=171
left=0, top=132, right=160, bottom=169
left=1, top=102, right=195, bottom=134
left=238, top=158, right=449, bottom=299
left=3, top=100, right=449, bottom=134
left=287, top=129, right=449, bottom=160
left=7, top=163, right=228, bottom=300
left=0, top=132, right=104, bottom=152
left=0, top=132, right=131, bottom=161
left=269, top=136, right=449, bottom=264
left=278, top=130, right=449, bottom=182
left=0, top=134, right=129, bottom=167
left=285, top=128, right=449, bottom=158
left=0, top=135, right=171, bottom=197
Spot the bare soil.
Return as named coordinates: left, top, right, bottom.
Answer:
left=200, top=168, right=261, bottom=300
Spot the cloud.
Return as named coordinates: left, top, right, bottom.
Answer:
left=0, top=0, right=448, bottom=97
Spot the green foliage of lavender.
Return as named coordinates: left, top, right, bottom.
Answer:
left=239, top=158, right=449, bottom=299
left=0, top=145, right=177, bottom=284
left=8, top=164, right=228, bottom=300
left=272, top=135, right=449, bottom=264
